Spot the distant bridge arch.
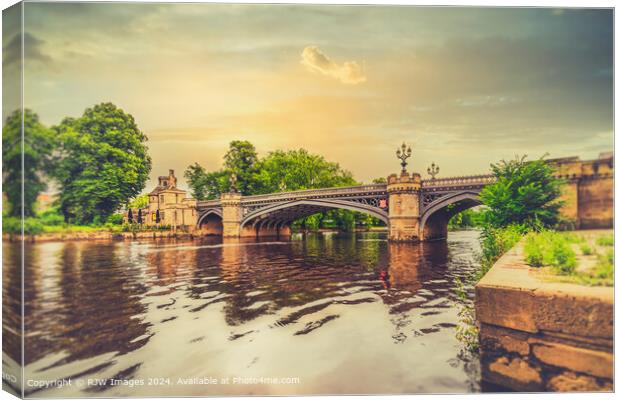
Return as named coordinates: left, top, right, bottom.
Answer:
left=240, top=198, right=389, bottom=229
left=197, top=208, right=223, bottom=236
left=419, top=191, right=482, bottom=240
left=196, top=208, right=223, bottom=226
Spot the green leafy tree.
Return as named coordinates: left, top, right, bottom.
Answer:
left=372, top=177, right=387, bottom=184
left=184, top=163, right=229, bottom=200
left=448, top=208, right=484, bottom=230
left=480, top=156, right=564, bottom=229
left=2, top=109, right=55, bottom=217
left=224, top=140, right=259, bottom=194
left=184, top=163, right=208, bottom=200
left=52, top=103, right=152, bottom=224
left=128, top=194, right=149, bottom=209
left=254, top=149, right=357, bottom=193
left=184, top=143, right=377, bottom=230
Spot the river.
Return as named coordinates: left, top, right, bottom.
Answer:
left=3, top=230, right=484, bottom=396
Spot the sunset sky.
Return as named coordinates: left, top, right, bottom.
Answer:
left=3, top=3, right=613, bottom=190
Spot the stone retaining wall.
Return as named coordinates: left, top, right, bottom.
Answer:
left=475, top=242, right=613, bottom=392
left=4, top=230, right=203, bottom=243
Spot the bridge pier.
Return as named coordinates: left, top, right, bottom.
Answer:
left=221, top=192, right=243, bottom=237
left=387, top=171, right=422, bottom=242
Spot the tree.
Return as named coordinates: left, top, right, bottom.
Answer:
left=52, top=103, right=152, bottom=224
left=2, top=109, right=55, bottom=217
left=128, top=194, right=149, bottom=209
left=184, top=163, right=229, bottom=200
left=480, top=156, right=564, bottom=229
left=254, top=149, right=357, bottom=193
left=223, top=140, right=259, bottom=195
left=372, top=177, right=387, bottom=184
left=183, top=142, right=368, bottom=231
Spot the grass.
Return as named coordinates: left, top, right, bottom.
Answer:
left=3, top=210, right=173, bottom=236
left=593, top=249, right=614, bottom=280
left=525, top=230, right=614, bottom=286
left=41, top=224, right=123, bottom=234
left=524, top=231, right=577, bottom=274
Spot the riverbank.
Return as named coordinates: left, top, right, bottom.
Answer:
left=3, top=230, right=197, bottom=243
left=475, top=230, right=613, bottom=392
left=3, top=226, right=389, bottom=243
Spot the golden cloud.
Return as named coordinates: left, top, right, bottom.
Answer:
left=300, top=46, right=367, bottom=85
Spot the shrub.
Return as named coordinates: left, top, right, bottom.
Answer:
left=38, top=209, right=65, bottom=226
left=479, top=156, right=564, bottom=229
left=107, top=213, right=125, bottom=225
left=580, top=243, right=593, bottom=256
left=2, top=217, right=21, bottom=234
left=24, top=218, right=44, bottom=235
left=524, top=234, right=545, bottom=267
left=2, top=217, right=44, bottom=235
left=592, top=250, right=614, bottom=280
left=92, top=215, right=104, bottom=227
left=551, top=239, right=576, bottom=275
left=596, top=235, right=614, bottom=247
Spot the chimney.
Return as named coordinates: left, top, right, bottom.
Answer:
left=169, top=169, right=175, bottom=177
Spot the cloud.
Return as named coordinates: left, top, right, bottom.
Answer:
left=3, top=32, right=52, bottom=68
left=300, top=46, right=366, bottom=85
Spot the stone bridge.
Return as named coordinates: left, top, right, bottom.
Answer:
left=196, top=172, right=496, bottom=241
left=142, top=153, right=612, bottom=242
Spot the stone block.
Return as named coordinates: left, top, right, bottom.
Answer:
left=547, top=371, right=612, bottom=392
left=479, top=323, right=530, bottom=356
left=484, top=355, right=543, bottom=392
left=530, top=340, right=613, bottom=379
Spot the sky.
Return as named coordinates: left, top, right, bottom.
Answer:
left=3, top=3, right=614, bottom=190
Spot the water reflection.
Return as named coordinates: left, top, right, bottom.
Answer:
left=3, top=231, right=482, bottom=396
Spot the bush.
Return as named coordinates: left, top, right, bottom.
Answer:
left=2, top=217, right=45, bottom=235
left=107, top=213, right=125, bottom=225
left=38, top=209, right=65, bottom=226
left=24, top=218, right=44, bottom=235
left=480, top=224, right=526, bottom=263
left=552, top=240, right=576, bottom=275
left=2, top=216, right=21, bottom=234
left=580, top=243, right=593, bottom=256
left=524, top=235, right=545, bottom=267
left=593, top=250, right=614, bottom=280
left=596, top=235, right=614, bottom=247
left=479, top=156, right=564, bottom=229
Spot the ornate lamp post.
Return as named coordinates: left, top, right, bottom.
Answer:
left=427, top=162, right=440, bottom=180
left=396, top=142, right=412, bottom=173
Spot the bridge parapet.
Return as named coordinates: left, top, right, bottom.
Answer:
left=421, top=174, right=495, bottom=189
left=196, top=199, right=222, bottom=208
left=240, top=183, right=388, bottom=205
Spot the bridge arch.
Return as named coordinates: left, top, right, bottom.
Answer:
left=419, top=191, right=482, bottom=240
left=240, top=199, right=389, bottom=230
left=197, top=208, right=223, bottom=235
